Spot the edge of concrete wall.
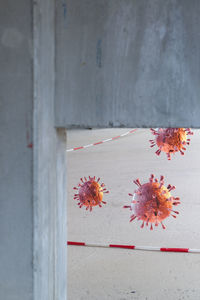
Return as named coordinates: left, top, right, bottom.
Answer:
left=33, top=0, right=67, bottom=299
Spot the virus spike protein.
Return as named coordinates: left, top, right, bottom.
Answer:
left=124, top=175, right=180, bottom=230
left=149, top=128, right=193, bottom=160
left=73, top=176, right=109, bottom=211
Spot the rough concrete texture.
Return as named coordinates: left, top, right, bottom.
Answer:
left=0, top=1, right=33, bottom=299
left=0, top=0, right=68, bottom=299
left=33, top=0, right=67, bottom=299
left=67, top=128, right=200, bottom=300
left=56, top=0, right=200, bottom=128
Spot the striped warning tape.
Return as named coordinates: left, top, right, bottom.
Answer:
left=67, top=241, right=200, bottom=253
left=66, top=129, right=137, bottom=152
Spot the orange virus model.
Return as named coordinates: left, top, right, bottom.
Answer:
left=149, top=128, right=193, bottom=160
left=124, top=174, right=180, bottom=230
left=73, top=176, right=109, bottom=211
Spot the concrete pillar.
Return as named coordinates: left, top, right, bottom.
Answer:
left=0, top=0, right=67, bottom=299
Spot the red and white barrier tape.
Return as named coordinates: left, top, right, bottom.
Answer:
left=66, top=129, right=137, bottom=152
left=67, top=241, right=200, bottom=253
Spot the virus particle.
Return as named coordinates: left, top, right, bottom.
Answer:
left=149, top=128, right=193, bottom=160
left=73, top=176, right=109, bottom=211
left=124, top=174, right=180, bottom=230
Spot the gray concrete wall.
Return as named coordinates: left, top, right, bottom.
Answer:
left=0, top=0, right=67, bottom=299
left=0, top=0, right=33, bottom=298
left=55, top=0, right=200, bottom=128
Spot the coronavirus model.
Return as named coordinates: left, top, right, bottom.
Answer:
left=124, top=174, right=180, bottom=230
left=149, top=128, right=193, bottom=160
left=73, top=176, right=109, bottom=211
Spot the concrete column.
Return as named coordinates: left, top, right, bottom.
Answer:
left=0, top=0, right=67, bottom=299
left=33, top=0, right=67, bottom=298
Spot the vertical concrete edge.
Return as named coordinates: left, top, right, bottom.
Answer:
left=55, top=128, right=67, bottom=300
left=33, top=0, right=67, bottom=299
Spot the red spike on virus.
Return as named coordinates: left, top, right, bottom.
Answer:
left=124, top=174, right=180, bottom=230
left=149, top=128, right=193, bottom=160
left=73, top=176, right=109, bottom=211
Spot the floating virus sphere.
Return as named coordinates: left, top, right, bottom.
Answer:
left=149, top=128, right=193, bottom=160
left=124, top=174, right=180, bottom=230
left=73, top=176, right=109, bottom=211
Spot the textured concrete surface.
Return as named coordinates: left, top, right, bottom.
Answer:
left=0, top=1, right=33, bottom=299
left=33, top=0, right=67, bottom=299
left=67, top=128, right=200, bottom=300
left=56, top=0, right=200, bottom=128
left=0, top=0, right=67, bottom=299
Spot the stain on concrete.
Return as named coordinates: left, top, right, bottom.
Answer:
left=96, top=39, right=102, bottom=68
left=62, top=0, right=67, bottom=21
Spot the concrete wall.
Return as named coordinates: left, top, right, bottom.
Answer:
left=0, top=1, right=33, bottom=298
left=55, top=0, right=200, bottom=128
left=33, top=0, right=67, bottom=298
left=1, top=0, right=200, bottom=299
left=0, top=0, right=67, bottom=299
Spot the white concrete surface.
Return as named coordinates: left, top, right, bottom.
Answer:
left=67, top=128, right=200, bottom=300
left=33, top=1, right=67, bottom=298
